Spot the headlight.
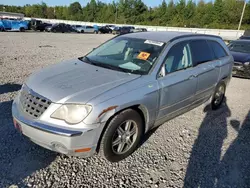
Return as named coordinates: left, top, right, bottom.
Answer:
left=244, top=62, right=250, bottom=65
left=51, top=104, right=92, bottom=124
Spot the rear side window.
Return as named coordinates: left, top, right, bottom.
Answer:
left=207, top=40, right=227, bottom=59
left=190, top=40, right=214, bottom=65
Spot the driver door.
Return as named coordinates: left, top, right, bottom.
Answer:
left=156, top=41, right=198, bottom=125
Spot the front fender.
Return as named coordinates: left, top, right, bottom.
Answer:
left=83, top=80, right=160, bottom=133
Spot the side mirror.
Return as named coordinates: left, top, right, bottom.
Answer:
left=158, top=66, right=166, bottom=78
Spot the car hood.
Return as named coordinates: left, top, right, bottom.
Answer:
left=230, top=51, right=250, bottom=63
left=26, top=59, right=140, bottom=104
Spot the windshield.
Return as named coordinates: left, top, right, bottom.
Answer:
left=228, top=41, right=250, bottom=53
left=81, top=37, right=165, bottom=75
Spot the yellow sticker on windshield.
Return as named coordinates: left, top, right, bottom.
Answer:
left=137, top=52, right=150, bottom=60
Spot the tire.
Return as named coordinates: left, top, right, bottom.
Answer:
left=81, top=30, right=84, bottom=33
left=20, top=27, right=25, bottom=32
left=99, top=109, right=143, bottom=162
left=211, top=82, right=226, bottom=110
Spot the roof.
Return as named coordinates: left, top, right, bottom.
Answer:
left=125, top=31, right=220, bottom=43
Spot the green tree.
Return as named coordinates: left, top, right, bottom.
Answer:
left=184, top=0, right=195, bottom=27
left=68, top=2, right=82, bottom=20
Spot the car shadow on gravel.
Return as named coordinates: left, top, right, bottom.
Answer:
left=0, top=83, right=22, bottom=95
left=0, top=100, right=57, bottom=187
left=216, top=110, right=250, bottom=187
left=184, top=99, right=231, bottom=188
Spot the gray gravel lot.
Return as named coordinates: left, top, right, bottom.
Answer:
left=0, top=32, right=250, bottom=188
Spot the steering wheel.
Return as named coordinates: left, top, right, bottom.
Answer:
left=133, top=58, right=152, bottom=66
left=132, top=58, right=152, bottom=72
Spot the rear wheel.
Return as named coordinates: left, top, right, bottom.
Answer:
left=211, top=82, right=226, bottom=110
left=99, top=109, right=143, bottom=162
left=81, top=30, right=84, bottom=33
left=20, top=27, right=25, bottom=32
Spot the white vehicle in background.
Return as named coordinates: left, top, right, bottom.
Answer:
left=72, top=25, right=95, bottom=33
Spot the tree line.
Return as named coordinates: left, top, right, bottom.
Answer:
left=1, top=0, right=250, bottom=29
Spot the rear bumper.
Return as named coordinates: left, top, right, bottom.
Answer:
left=12, top=100, right=105, bottom=157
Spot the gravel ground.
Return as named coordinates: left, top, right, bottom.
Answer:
left=0, top=32, right=250, bottom=188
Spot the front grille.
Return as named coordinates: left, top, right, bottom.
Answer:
left=19, top=87, right=51, bottom=118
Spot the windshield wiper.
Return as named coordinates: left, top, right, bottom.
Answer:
left=94, top=62, right=131, bottom=73
left=79, top=56, right=94, bottom=64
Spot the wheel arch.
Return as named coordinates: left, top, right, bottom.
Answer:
left=96, top=104, right=148, bottom=152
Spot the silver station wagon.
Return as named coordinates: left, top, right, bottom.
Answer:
left=12, top=32, right=233, bottom=162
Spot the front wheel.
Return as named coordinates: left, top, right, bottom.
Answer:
left=211, top=82, right=226, bottom=110
left=99, top=109, right=143, bottom=162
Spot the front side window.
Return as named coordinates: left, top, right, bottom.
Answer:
left=81, top=37, right=165, bottom=75
left=228, top=41, right=250, bottom=53
left=190, top=40, right=214, bottom=65
left=163, top=42, right=193, bottom=74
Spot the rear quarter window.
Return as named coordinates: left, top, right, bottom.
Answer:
left=207, top=40, right=227, bottom=59
left=190, top=40, right=214, bottom=65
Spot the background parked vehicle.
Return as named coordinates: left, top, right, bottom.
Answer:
left=240, top=35, right=250, bottom=40
left=93, top=25, right=99, bottom=33
left=45, top=25, right=53, bottom=32
left=132, top=28, right=147, bottom=33
left=66, top=24, right=77, bottom=32
left=228, top=40, right=250, bottom=79
left=98, top=26, right=112, bottom=34
left=72, top=25, right=84, bottom=33
left=106, top=24, right=116, bottom=30
left=73, top=25, right=95, bottom=33
left=30, top=19, right=52, bottom=32
left=0, top=18, right=28, bottom=32
left=113, top=26, right=131, bottom=35
left=112, top=26, right=120, bottom=35
left=49, top=23, right=75, bottom=33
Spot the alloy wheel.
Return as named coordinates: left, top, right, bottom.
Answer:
left=112, top=120, right=138, bottom=155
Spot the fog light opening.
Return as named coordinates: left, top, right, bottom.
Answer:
left=51, top=142, right=68, bottom=154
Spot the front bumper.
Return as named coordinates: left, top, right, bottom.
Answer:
left=12, top=100, right=105, bottom=157
left=232, top=63, right=250, bottom=79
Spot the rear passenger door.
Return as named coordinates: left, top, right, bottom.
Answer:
left=190, top=40, right=221, bottom=104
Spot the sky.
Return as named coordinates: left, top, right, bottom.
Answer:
left=1, top=0, right=163, bottom=8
